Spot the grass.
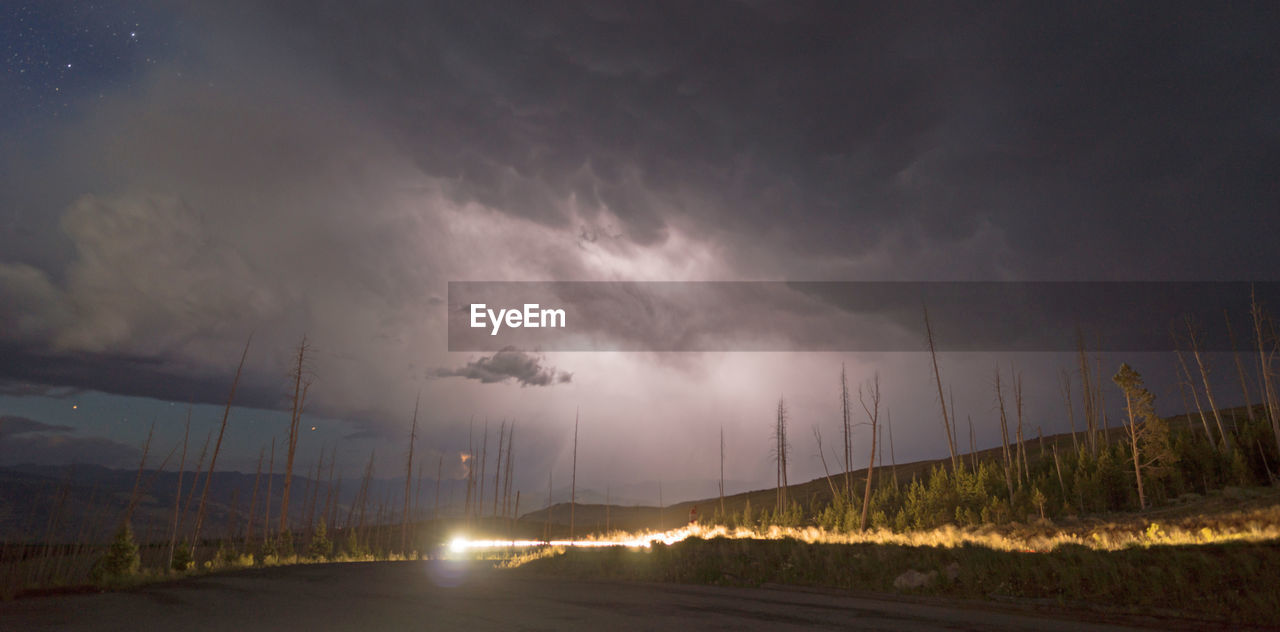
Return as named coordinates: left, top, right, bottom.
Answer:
left=505, top=497, right=1280, bottom=626
left=513, top=534, right=1280, bottom=626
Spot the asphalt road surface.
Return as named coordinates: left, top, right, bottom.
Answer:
left=0, top=561, right=1206, bottom=631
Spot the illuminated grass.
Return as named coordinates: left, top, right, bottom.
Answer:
left=496, top=504, right=1280, bottom=625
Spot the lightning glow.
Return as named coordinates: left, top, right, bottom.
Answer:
left=447, top=525, right=702, bottom=552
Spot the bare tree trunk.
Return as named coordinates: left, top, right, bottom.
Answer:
left=1121, top=389, right=1146, bottom=510
left=887, top=411, right=898, bottom=486
left=192, top=335, right=251, bottom=556
left=433, top=455, right=443, bottom=521
left=1095, top=349, right=1109, bottom=446
left=1226, top=309, right=1257, bottom=423
left=967, top=415, right=976, bottom=470
left=840, top=364, right=853, bottom=500
left=401, top=394, right=419, bottom=554
left=503, top=425, right=515, bottom=519
left=264, top=436, right=275, bottom=542
left=180, top=430, right=211, bottom=542
left=493, top=420, right=505, bottom=517
left=169, top=410, right=191, bottom=566
left=300, top=458, right=315, bottom=541
left=413, top=460, right=424, bottom=524
left=123, top=421, right=155, bottom=525
left=719, top=426, right=726, bottom=518
left=775, top=397, right=790, bottom=513
left=1253, top=287, right=1280, bottom=454
left=1187, top=317, right=1229, bottom=449
left=813, top=426, right=840, bottom=498
left=280, top=335, right=311, bottom=534
left=1052, top=444, right=1066, bottom=497
left=658, top=481, right=664, bottom=531
left=994, top=367, right=1014, bottom=498
left=544, top=469, right=552, bottom=542
left=1059, top=369, right=1079, bottom=451
left=570, top=409, right=578, bottom=540
left=243, top=446, right=263, bottom=550
left=1175, top=344, right=1216, bottom=444
left=355, top=450, right=375, bottom=546
left=1077, top=331, right=1097, bottom=455
left=1014, top=369, right=1030, bottom=484
left=478, top=419, right=489, bottom=518
left=859, top=374, right=879, bottom=531
left=464, top=417, right=474, bottom=524
left=924, top=305, right=959, bottom=470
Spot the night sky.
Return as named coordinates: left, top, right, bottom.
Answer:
left=2, top=2, right=1278, bottom=502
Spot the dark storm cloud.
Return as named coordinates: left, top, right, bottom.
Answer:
left=230, top=0, right=1280, bottom=280
left=1, top=1, right=1278, bottom=483
left=0, top=343, right=278, bottom=411
left=436, top=347, right=572, bottom=386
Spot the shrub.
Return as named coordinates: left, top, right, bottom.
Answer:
left=171, top=542, right=194, bottom=572
left=91, top=522, right=140, bottom=583
left=309, top=523, right=334, bottom=560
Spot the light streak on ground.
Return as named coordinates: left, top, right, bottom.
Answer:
left=449, top=526, right=699, bottom=553
left=446, top=515, right=1280, bottom=555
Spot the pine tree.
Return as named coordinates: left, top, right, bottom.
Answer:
left=91, top=522, right=140, bottom=583
left=1113, top=363, right=1177, bottom=509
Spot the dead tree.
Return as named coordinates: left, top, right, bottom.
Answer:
left=719, top=426, right=726, bottom=518
left=858, top=374, right=880, bottom=531
left=1253, top=287, right=1280, bottom=454
left=1174, top=342, right=1215, bottom=444
left=493, top=420, right=506, bottom=517
left=401, top=393, right=419, bottom=554
left=887, top=411, right=898, bottom=486
left=123, top=421, right=155, bottom=525
left=570, top=409, right=579, bottom=540
left=1077, top=331, right=1098, bottom=454
left=192, top=335, right=251, bottom=556
left=478, top=419, right=489, bottom=518
left=1014, top=368, right=1030, bottom=484
left=840, top=364, right=853, bottom=499
left=1185, top=317, right=1229, bottom=449
left=1059, top=369, right=1079, bottom=451
left=812, top=426, right=840, bottom=498
left=503, top=424, right=515, bottom=519
left=180, top=430, right=211, bottom=541
left=169, top=409, right=191, bottom=567
left=1225, top=309, right=1257, bottom=423
left=775, top=397, right=790, bottom=513
left=243, top=445, right=264, bottom=549
left=924, top=305, right=959, bottom=469
left=993, top=368, right=1015, bottom=499
left=433, top=455, right=443, bottom=520
left=279, top=334, right=313, bottom=534
left=263, top=436, right=275, bottom=542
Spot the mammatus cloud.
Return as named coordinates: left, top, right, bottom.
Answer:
left=435, top=347, right=572, bottom=387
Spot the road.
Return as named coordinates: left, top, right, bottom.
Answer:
left=0, top=561, right=1211, bottom=631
